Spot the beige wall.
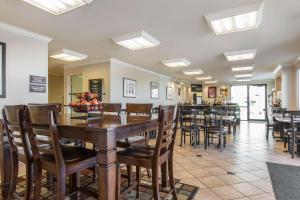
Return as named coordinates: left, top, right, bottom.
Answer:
left=64, top=62, right=110, bottom=105
left=0, top=27, right=49, bottom=110
left=48, top=74, right=64, bottom=104
left=110, top=59, right=188, bottom=107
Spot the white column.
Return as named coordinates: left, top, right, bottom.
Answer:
left=281, top=66, right=297, bottom=110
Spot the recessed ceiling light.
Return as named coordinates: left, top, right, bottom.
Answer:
left=162, top=58, right=191, bottom=68
left=182, top=69, right=204, bottom=75
left=237, top=79, right=251, bottom=82
left=23, top=0, right=93, bottom=15
left=205, top=80, right=218, bottom=84
left=112, top=31, right=160, bottom=51
left=49, top=49, right=87, bottom=61
left=205, top=1, right=264, bottom=35
left=224, top=49, right=256, bottom=62
left=196, top=76, right=212, bottom=80
left=273, top=64, right=282, bottom=74
left=235, top=73, right=253, bottom=78
left=231, top=65, right=254, bottom=72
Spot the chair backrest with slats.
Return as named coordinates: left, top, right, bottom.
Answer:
left=2, top=105, right=32, bottom=161
left=102, top=103, right=121, bottom=115
left=154, top=105, right=179, bottom=163
left=23, top=105, right=64, bottom=168
left=126, top=103, right=153, bottom=117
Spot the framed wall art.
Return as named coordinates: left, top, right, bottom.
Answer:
left=150, top=82, right=159, bottom=99
left=208, top=87, right=216, bottom=98
left=166, top=86, right=173, bottom=100
left=0, top=42, right=6, bottom=98
left=123, top=78, right=136, bottom=98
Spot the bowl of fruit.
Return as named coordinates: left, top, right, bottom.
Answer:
left=69, top=92, right=103, bottom=113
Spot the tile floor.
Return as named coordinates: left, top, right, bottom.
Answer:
left=2, top=121, right=300, bottom=199
left=173, top=121, right=300, bottom=200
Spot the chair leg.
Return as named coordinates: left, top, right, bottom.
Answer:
left=168, top=159, right=177, bottom=199
left=56, top=172, right=66, bottom=200
left=25, top=162, right=34, bottom=200
left=33, top=163, right=42, bottom=200
left=180, top=131, right=183, bottom=146
left=69, top=173, right=79, bottom=199
left=266, top=126, right=269, bottom=140
left=8, top=152, right=18, bottom=200
left=152, top=166, right=160, bottom=200
left=116, top=164, right=121, bottom=200
left=136, top=166, right=141, bottom=199
left=126, top=165, right=132, bottom=186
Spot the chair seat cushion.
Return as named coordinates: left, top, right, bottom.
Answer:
left=41, top=145, right=97, bottom=164
left=117, top=136, right=145, bottom=148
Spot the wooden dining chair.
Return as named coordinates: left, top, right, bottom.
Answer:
left=2, top=105, right=33, bottom=200
left=117, top=105, right=179, bottom=200
left=22, top=105, right=98, bottom=200
left=102, top=103, right=122, bottom=115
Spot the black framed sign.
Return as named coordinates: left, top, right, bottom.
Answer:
left=89, top=79, right=103, bottom=101
left=30, top=75, right=46, bottom=84
left=0, top=42, right=6, bottom=98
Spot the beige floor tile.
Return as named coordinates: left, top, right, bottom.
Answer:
left=232, top=182, right=264, bottom=196
left=189, top=168, right=211, bottom=178
left=247, top=193, right=276, bottom=200
left=180, top=178, right=207, bottom=189
left=204, top=167, right=227, bottom=175
left=249, top=179, right=273, bottom=193
left=211, top=185, right=244, bottom=200
left=173, top=170, right=194, bottom=179
left=235, top=172, right=260, bottom=182
left=193, top=160, right=216, bottom=168
left=216, top=174, right=244, bottom=184
left=198, top=176, right=226, bottom=188
left=194, top=188, right=222, bottom=200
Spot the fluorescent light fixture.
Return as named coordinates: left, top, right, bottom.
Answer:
left=49, top=49, right=87, bottom=61
left=182, top=69, right=204, bottom=75
left=112, top=31, right=160, bottom=51
left=273, top=64, right=282, bottom=74
left=196, top=76, right=212, bottom=80
left=162, top=58, right=191, bottom=68
left=205, top=1, right=264, bottom=35
left=235, top=73, right=253, bottom=78
left=224, top=49, right=256, bottom=62
left=237, top=79, right=251, bottom=82
left=23, top=0, right=93, bottom=15
left=231, top=65, right=254, bottom=72
left=205, top=80, right=218, bottom=84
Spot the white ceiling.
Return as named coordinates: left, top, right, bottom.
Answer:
left=1, top=0, right=300, bottom=83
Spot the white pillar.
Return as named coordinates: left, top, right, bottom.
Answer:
left=281, top=66, right=297, bottom=110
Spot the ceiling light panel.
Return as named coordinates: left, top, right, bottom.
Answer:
left=205, top=1, right=264, bottom=35
left=196, top=76, right=212, bottom=80
left=235, top=74, right=253, bottom=78
left=162, top=58, right=191, bottom=68
left=205, top=80, right=218, bottom=84
left=50, top=49, right=87, bottom=61
left=112, top=31, right=160, bottom=51
left=273, top=65, right=282, bottom=74
left=224, top=49, right=256, bottom=62
left=182, top=69, right=204, bottom=75
left=237, top=79, right=251, bottom=82
left=23, top=0, right=93, bottom=15
left=231, top=65, right=254, bottom=72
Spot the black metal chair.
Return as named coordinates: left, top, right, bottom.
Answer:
left=265, top=108, right=282, bottom=140
left=288, top=112, right=300, bottom=158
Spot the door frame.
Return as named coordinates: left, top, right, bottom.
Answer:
left=247, top=84, right=267, bottom=121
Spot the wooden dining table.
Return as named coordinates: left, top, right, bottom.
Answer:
left=0, top=114, right=159, bottom=200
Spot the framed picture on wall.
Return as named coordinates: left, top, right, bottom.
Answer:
left=166, top=86, right=173, bottom=100
left=208, top=87, right=216, bottom=98
left=0, top=42, right=6, bottom=98
left=123, top=78, right=136, bottom=98
left=150, top=82, right=159, bottom=99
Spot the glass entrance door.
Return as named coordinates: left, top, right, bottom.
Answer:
left=231, top=85, right=248, bottom=120
left=248, top=84, right=267, bottom=120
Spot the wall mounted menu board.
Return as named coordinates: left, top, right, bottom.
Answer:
left=89, top=79, right=103, bottom=101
